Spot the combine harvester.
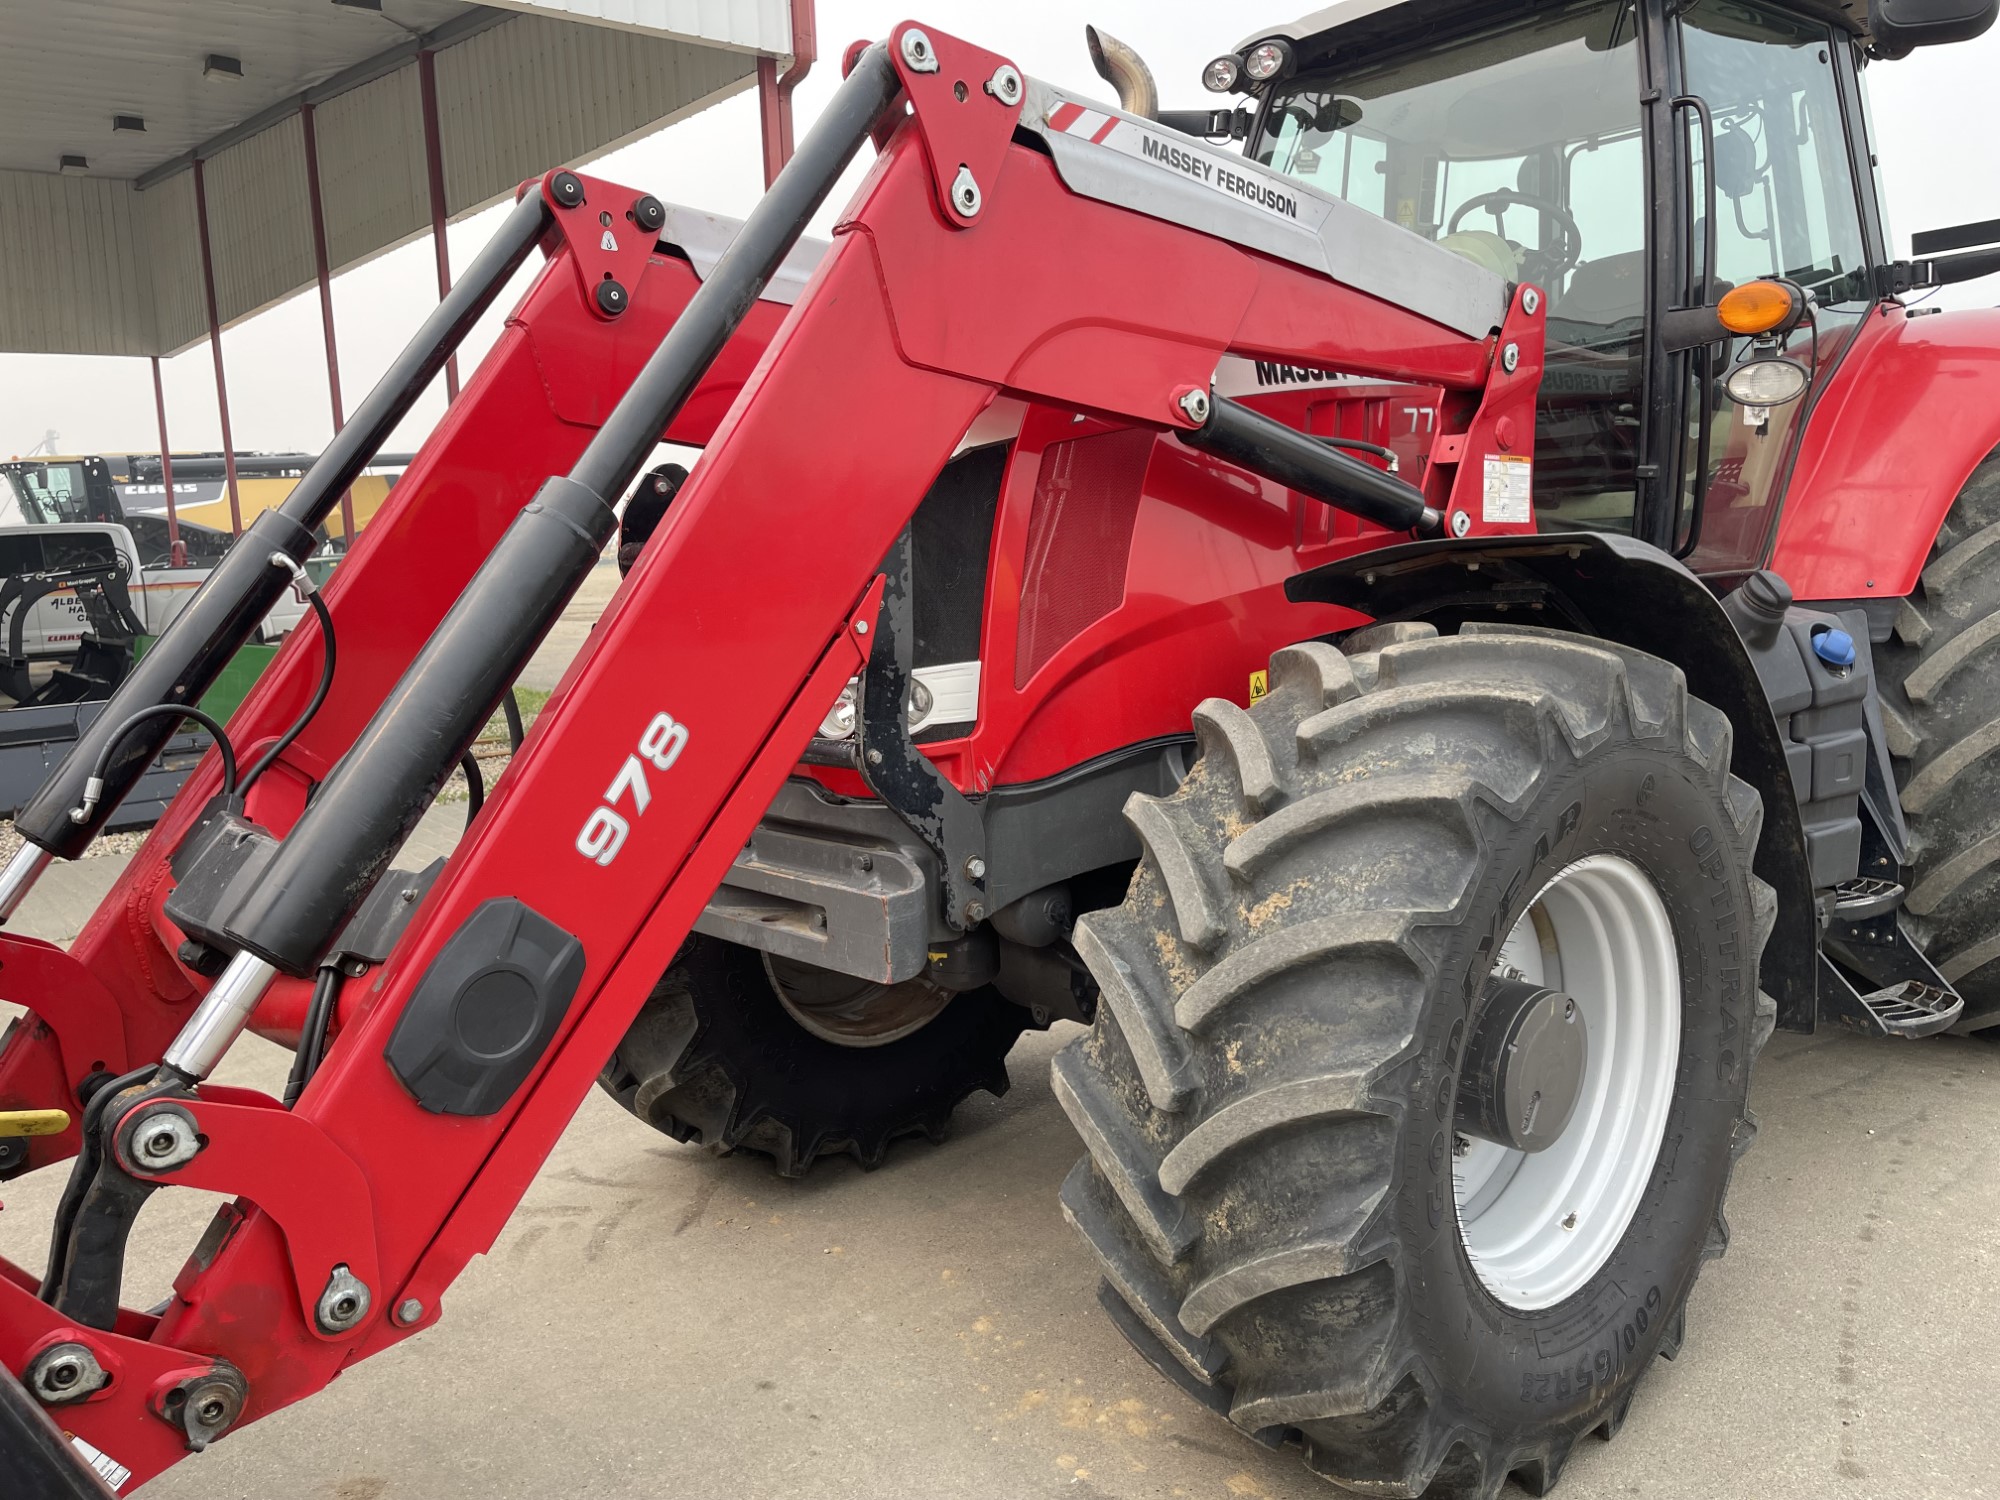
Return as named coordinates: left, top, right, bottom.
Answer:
left=4, top=0, right=2000, bottom=1491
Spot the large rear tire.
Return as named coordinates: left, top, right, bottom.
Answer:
left=601, top=935, right=1031, bottom=1176
left=1879, top=449, right=2000, bottom=1024
left=1056, top=624, right=1776, bottom=1496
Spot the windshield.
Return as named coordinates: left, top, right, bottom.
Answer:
left=0, top=470, right=60, bottom=527
left=1250, top=0, right=1649, bottom=533
left=1, top=463, right=95, bottom=527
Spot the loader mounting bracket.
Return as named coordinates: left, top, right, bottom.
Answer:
left=885, top=20, right=1024, bottom=229
left=857, top=530, right=988, bottom=930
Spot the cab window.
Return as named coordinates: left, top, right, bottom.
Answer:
left=1251, top=0, right=1649, bottom=534
left=1679, top=0, right=1873, bottom=573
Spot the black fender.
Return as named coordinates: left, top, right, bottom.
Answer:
left=1289, top=531, right=1815, bottom=1031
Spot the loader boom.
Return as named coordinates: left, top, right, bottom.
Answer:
left=0, top=27, right=1538, bottom=1488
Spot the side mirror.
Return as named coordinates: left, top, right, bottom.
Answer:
left=1869, top=0, right=1997, bottom=55
left=1712, top=126, right=1757, bottom=201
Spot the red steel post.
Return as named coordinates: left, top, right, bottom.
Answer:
left=148, top=356, right=186, bottom=567
left=192, top=158, right=243, bottom=535
left=301, top=101, right=358, bottom=547
left=417, top=49, right=460, bottom=404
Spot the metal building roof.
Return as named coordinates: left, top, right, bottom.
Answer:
left=0, top=0, right=794, bottom=357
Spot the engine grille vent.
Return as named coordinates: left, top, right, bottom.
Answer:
left=1015, top=427, right=1153, bottom=687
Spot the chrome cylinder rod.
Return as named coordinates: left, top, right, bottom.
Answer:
left=161, top=951, right=279, bottom=1081
left=0, top=844, right=52, bottom=923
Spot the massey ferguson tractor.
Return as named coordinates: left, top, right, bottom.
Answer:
left=4, top=0, right=2000, bottom=1492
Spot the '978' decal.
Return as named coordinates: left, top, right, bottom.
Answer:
left=575, top=711, right=688, bottom=866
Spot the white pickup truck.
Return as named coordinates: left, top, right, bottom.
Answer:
left=0, top=458, right=305, bottom=829
left=0, top=458, right=303, bottom=684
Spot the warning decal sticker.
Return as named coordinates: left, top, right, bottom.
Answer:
left=70, top=1436, right=132, bottom=1492
left=1482, top=454, right=1532, bottom=524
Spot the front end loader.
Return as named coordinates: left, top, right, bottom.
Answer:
left=2, top=1, right=1998, bottom=1493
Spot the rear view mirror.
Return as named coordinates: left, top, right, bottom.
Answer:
left=1713, top=126, right=1757, bottom=200
left=1869, top=0, right=1998, bottom=55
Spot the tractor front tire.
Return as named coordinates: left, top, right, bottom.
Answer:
left=1056, top=624, right=1776, bottom=1496
left=601, top=935, right=1031, bottom=1176
left=1880, top=448, right=2000, bottom=1024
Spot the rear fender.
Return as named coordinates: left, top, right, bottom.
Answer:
left=1289, top=531, right=1816, bottom=1031
left=1769, top=305, right=2000, bottom=599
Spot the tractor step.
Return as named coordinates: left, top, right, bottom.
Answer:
left=1818, top=954, right=1964, bottom=1038
left=1831, top=877, right=1904, bottom=921
left=1852, top=981, right=1962, bottom=1037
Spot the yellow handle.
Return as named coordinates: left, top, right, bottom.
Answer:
left=0, top=1109, right=71, bottom=1138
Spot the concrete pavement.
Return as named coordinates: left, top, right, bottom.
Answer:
left=2, top=911, right=1997, bottom=1497
left=4, top=558, right=1998, bottom=1497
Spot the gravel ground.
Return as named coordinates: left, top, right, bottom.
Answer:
left=0, top=820, right=145, bottom=862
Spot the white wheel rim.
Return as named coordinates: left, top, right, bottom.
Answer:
left=1453, top=854, right=1681, bottom=1311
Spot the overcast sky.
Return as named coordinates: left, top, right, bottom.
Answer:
left=2, top=0, right=1995, bottom=461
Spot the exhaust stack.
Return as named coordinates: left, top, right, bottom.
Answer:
left=1085, top=25, right=1158, bottom=118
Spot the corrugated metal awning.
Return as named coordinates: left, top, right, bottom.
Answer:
left=0, top=0, right=794, bottom=357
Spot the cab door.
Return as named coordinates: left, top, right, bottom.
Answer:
left=1658, top=0, right=1880, bottom=577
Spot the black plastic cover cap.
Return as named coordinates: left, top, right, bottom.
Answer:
left=384, top=898, right=585, bottom=1116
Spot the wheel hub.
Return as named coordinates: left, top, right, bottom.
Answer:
left=763, top=954, right=954, bottom=1048
left=1454, top=978, right=1587, bottom=1154
left=1452, top=854, right=1681, bottom=1311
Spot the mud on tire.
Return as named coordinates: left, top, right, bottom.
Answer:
left=601, top=935, right=1031, bottom=1177
left=1055, top=624, right=1777, bottom=1496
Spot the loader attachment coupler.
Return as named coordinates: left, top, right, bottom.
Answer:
left=0, top=21, right=1541, bottom=1489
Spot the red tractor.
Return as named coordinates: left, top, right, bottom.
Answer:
left=4, top=0, right=2000, bottom=1493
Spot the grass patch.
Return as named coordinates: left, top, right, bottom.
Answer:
left=476, top=686, right=550, bottom=748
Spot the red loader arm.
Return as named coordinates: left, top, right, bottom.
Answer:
left=0, top=26, right=1539, bottom=1490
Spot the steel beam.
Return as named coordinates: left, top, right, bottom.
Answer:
left=301, top=102, right=357, bottom=547
left=417, top=49, right=459, bottom=404
left=148, top=358, right=185, bottom=567
left=191, top=159, right=243, bottom=536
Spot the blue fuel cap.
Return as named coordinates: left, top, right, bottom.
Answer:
left=1813, top=627, right=1857, bottom=670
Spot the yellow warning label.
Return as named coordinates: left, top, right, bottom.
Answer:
left=1248, top=669, right=1269, bottom=704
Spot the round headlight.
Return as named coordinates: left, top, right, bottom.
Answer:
left=1723, top=357, right=1809, bottom=409
left=1242, top=38, right=1295, bottom=83
left=818, top=680, right=859, bottom=740
left=1202, top=54, right=1242, bottom=92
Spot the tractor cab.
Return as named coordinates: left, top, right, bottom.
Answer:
left=1193, top=0, right=1987, bottom=576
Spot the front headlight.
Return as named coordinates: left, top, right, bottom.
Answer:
left=1241, top=38, right=1295, bottom=83
left=1203, top=55, right=1242, bottom=92
left=1723, top=357, right=1809, bottom=409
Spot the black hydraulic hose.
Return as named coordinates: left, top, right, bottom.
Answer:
left=1182, top=394, right=1442, bottom=536
left=281, top=964, right=344, bottom=1108
left=13, top=191, right=552, bottom=859
left=232, top=587, right=336, bottom=809
left=500, top=689, right=526, bottom=752
left=460, top=750, right=484, bottom=827
left=222, top=45, right=907, bottom=978
left=70, top=704, right=237, bottom=828
left=1319, top=434, right=1397, bottom=465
